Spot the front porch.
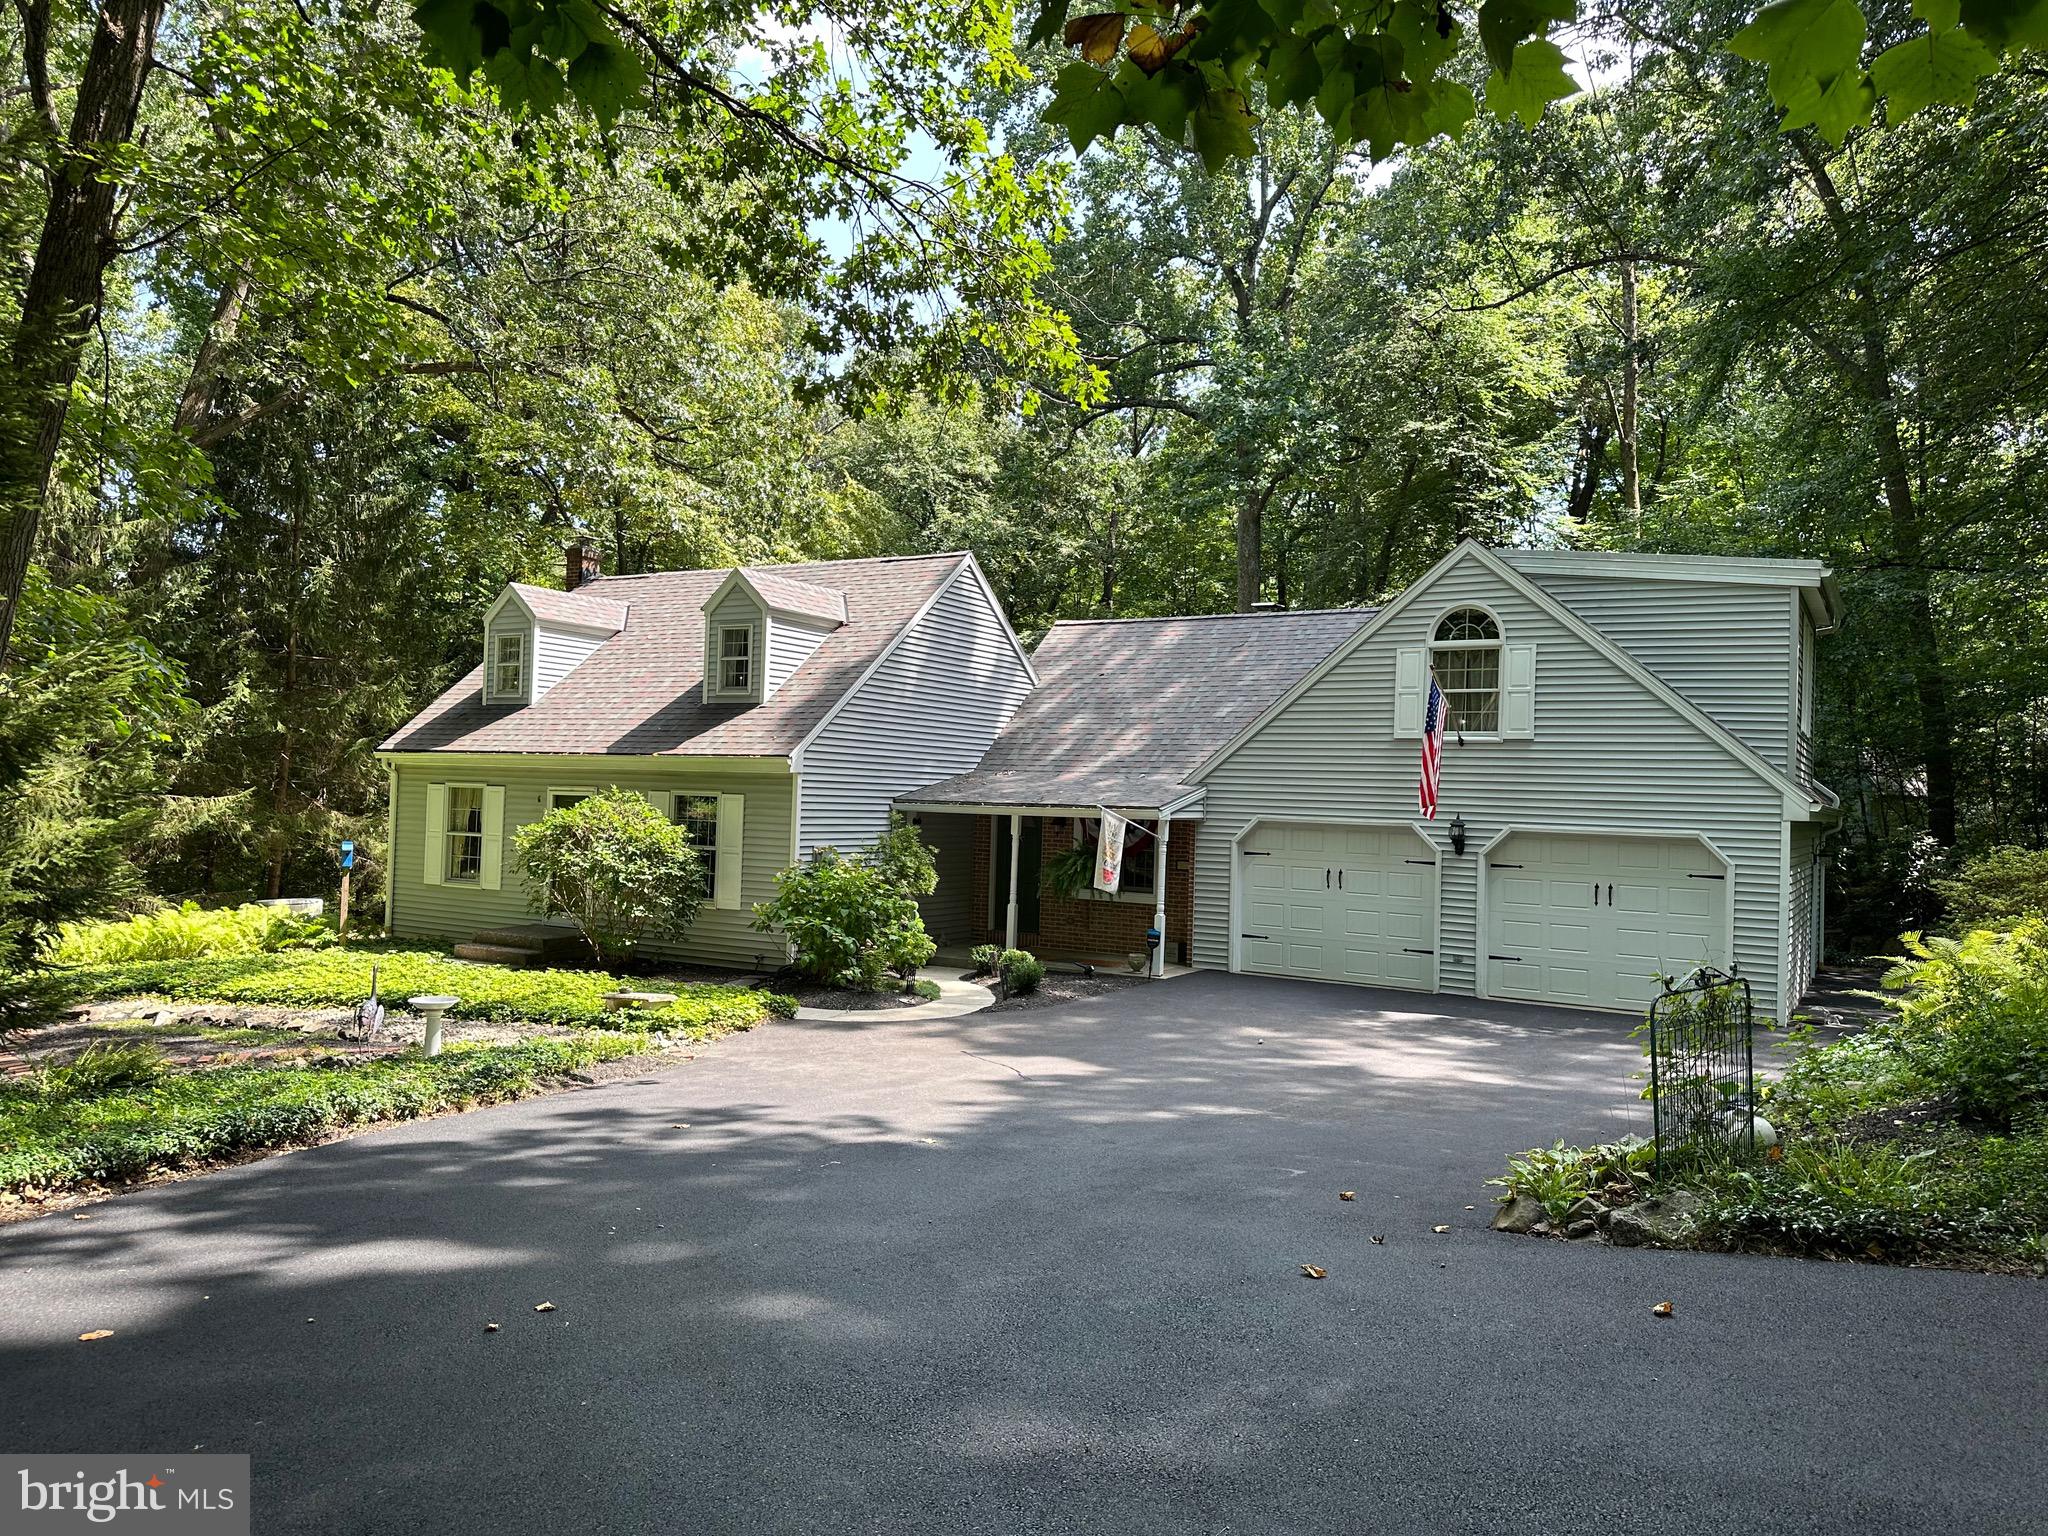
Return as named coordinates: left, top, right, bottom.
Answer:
left=897, top=769, right=1203, bottom=977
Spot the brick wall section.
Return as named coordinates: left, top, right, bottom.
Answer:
left=969, top=814, right=1197, bottom=964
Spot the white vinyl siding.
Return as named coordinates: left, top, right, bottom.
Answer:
left=797, top=562, right=1035, bottom=858
left=703, top=588, right=763, bottom=703
left=531, top=623, right=610, bottom=703
left=766, top=615, right=835, bottom=697
left=1194, top=553, right=1791, bottom=1017
left=1786, top=820, right=1822, bottom=1016
left=1517, top=572, right=1797, bottom=770
left=390, top=760, right=793, bottom=969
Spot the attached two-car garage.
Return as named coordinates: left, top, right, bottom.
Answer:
left=1235, top=822, right=1730, bottom=1013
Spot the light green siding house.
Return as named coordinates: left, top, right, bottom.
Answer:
left=377, top=549, right=1038, bottom=964
left=1183, top=543, right=1840, bottom=1020
left=383, top=538, right=1839, bottom=1021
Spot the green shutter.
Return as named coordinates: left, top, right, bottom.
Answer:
left=479, top=785, right=506, bottom=890
left=714, top=793, right=745, bottom=910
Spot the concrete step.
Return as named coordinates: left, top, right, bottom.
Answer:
left=467, top=924, right=588, bottom=961
left=451, top=942, right=540, bottom=966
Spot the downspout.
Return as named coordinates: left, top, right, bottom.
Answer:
left=383, top=760, right=398, bottom=932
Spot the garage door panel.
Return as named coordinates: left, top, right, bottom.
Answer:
left=1486, top=833, right=1728, bottom=1014
left=1240, top=823, right=1436, bottom=994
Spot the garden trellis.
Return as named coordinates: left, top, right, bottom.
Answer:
left=1647, top=968, right=1756, bottom=1172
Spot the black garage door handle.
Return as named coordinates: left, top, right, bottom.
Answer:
left=1489, top=954, right=1523, bottom=963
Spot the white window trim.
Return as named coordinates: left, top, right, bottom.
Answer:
left=707, top=622, right=759, bottom=701
left=486, top=631, right=527, bottom=703
left=547, top=787, right=598, bottom=812
left=1429, top=603, right=1505, bottom=740
left=442, top=781, right=490, bottom=885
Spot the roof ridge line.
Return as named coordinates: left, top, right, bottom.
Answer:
left=1049, top=607, right=1375, bottom=627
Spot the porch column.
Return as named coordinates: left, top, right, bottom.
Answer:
left=1150, top=816, right=1170, bottom=978
left=1005, top=812, right=1022, bottom=953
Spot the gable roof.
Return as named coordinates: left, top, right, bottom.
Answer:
left=1190, top=540, right=1823, bottom=809
left=1496, top=548, right=1841, bottom=632
left=382, top=553, right=968, bottom=757
left=500, top=582, right=629, bottom=633
left=900, top=608, right=1374, bottom=812
left=733, top=568, right=848, bottom=625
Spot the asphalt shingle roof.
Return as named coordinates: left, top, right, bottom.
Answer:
left=507, top=583, right=628, bottom=632
left=739, top=569, right=848, bottom=625
left=904, top=607, right=1375, bottom=809
left=381, top=554, right=967, bottom=757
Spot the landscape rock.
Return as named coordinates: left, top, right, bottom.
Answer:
left=1564, top=1196, right=1603, bottom=1225
left=1490, top=1195, right=1545, bottom=1235
left=1605, top=1190, right=1704, bottom=1248
left=1565, top=1219, right=1599, bottom=1240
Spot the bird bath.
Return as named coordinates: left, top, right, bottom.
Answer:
left=409, top=995, right=460, bottom=1056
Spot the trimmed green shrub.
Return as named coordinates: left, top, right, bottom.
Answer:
left=1883, top=921, right=2048, bottom=1126
left=1934, top=846, right=2048, bottom=930
left=49, top=901, right=331, bottom=965
left=0, top=1033, right=656, bottom=1193
left=514, top=789, right=705, bottom=964
left=969, top=944, right=999, bottom=978
left=755, top=819, right=937, bottom=990
left=999, top=948, right=1044, bottom=994
left=40, top=948, right=779, bottom=1034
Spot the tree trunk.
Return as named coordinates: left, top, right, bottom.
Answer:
left=0, top=0, right=167, bottom=664
left=1235, top=485, right=1266, bottom=611
left=174, top=264, right=256, bottom=437
left=1618, top=259, right=1642, bottom=530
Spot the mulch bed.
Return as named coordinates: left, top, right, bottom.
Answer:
left=779, top=983, right=931, bottom=1012
left=977, top=970, right=1147, bottom=1013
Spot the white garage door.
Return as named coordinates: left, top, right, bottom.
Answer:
left=1485, top=832, right=1727, bottom=1013
left=1240, top=823, right=1436, bottom=990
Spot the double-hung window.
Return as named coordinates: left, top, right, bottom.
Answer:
left=445, top=787, right=485, bottom=882
left=1117, top=820, right=1158, bottom=897
left=673, top=794, right=719, bottom=898
left=1431, top=609, right=1502, bottom=735
left=492, top=633, right=525, bottom=699
left=717, top=626, right=753, bottom=694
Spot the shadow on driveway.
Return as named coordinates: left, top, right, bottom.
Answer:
left=2, top=972, right=2040, bottom=1535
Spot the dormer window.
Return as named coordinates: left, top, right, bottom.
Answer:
left=1431, top=608, right=1501, bottom=734
left=491, top=633, right=526, bottom=701
left=718, top=625, right=753, bottom=694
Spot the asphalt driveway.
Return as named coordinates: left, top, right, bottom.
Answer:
left=4, top=973, right=2043, bottom=1534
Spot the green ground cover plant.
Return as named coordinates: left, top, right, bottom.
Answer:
left=1493, top=921, right=2048, bottom=1269
left=41, top=948, right=793, bottom=1033
left=0, top=1034, right=658, bottom=1194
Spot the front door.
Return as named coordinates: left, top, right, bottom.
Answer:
left=990, top=816, right=1042, bottom=935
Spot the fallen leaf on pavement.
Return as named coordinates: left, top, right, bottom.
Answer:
left=485, top=1323, right=500, bottom=1332
left=78, top=1330, right=113, bottom=1342
left=1300, top=1264, right=1327, bottom=1279
left=1370, top=1235, right=1385, bottom=1245
left=534, top=1302, right=557, bottom=1312
left=1338, top=1191, right=1355, bottom=1201
left=1652, top=1301, right=1674, bottom=1318
left=1432, top=1225, right=1451, bottom=1234
left=72, top=1213, right=91, bottom=1221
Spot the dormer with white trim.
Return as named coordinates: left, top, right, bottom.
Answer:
left=700, top=568, right=847, bottom=706
left=481, top=582, right=627, bottom=708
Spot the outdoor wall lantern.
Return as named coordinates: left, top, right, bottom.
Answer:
left=1448, top=815, right=1468, bottom=857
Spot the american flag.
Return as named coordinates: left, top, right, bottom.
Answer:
left=1418, top=676, right=1447, bottom=819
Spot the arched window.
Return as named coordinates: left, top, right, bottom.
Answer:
left=1432, top=608, right=1502, bottom=733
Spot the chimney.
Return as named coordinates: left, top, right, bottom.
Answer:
left=565, top=541, right=599, bottom=591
